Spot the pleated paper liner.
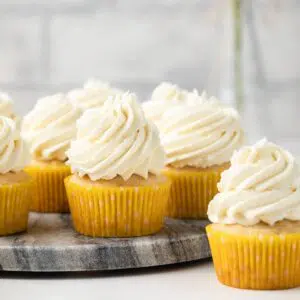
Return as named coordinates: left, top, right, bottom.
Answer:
left=206, top=223, right=300, bottom=290
left=65, top=175, right=171, bottom=237
left=25, top=161, right=71, bottom=213
left=0, top=176, right=33, bottom=236
left=162, top=163, right=229, bottom=219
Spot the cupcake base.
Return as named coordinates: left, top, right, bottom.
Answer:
left=25, top=160, right=71, bottom=213
left=206, top=221, right=300, bottom=290
left=0, top=172, right=33, bottom=236
left=65, top=174, right=171, bottom=237
left=163, top=163, right=229, bottom=219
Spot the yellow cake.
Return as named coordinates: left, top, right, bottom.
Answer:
left=163, top=163, right=229, bottom=219
left=65, top=174, right=170, bottom=237
left=0, top=117, right=33, bottom=235
left=65, top=92, right=171, bottom=237
left=25, top=160, right=71, bottom=212
left=207, top=139, right=300, bottom=290
left=22, top=93, right=81, bottom=213
left=207, top=221, right=300, bottom=290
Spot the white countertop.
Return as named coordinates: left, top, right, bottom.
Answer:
left=2, top=259, right=300, bottom=300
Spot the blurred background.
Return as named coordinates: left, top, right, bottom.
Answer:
left=0, top=0, right=299, bottom=152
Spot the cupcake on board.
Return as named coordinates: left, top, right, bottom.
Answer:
left=67, top=78, right=123, bottom=112
left=160, top=95, right=244, bottom=219
left=207, top=139, right=300, bottom=290
left=65, top=92, right=171, bottom=237
left=0, top=116, right=32, bottom=235
left=22, top=94, right=81, bottom=213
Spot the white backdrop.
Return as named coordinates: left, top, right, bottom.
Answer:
left=0, top=0, right=299, bottom=152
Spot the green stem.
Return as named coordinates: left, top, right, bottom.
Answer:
left=232, top=0, right=243, bottom=111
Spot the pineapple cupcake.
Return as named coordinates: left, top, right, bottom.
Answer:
left=207, top=139, right=300, bottom=290
left=65, top=92, right=170, bottom=237
left=160, top=96, right=244, bottom=219
left=22, top=94, right=81, bottom=212
left=0, top=116, right=32, bottom=235
left=67, top=78, right=123, bottom=112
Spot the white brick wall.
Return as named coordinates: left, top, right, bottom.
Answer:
left=0, top=0, right=87, bottom=6
left=0, top=0, right=232, bottom=113
left=0, top=0, right=299, bottom=151
left=0, top=15, right=42, bottom=84
left=50, top=11, right=226, bottom=87
left=243, top=0, right=300, bottom=152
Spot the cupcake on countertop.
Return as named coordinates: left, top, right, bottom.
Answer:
left=67, top=78, right=123, bottom=111
left=22, top=93, right=81, bottom=212
left=160, top=96, right=244, bottom=219
left=0, top=116, right=33, bottom=235
left=207, top=139, right=300, bottom=290
left=65, top=92, right=171, bottom=237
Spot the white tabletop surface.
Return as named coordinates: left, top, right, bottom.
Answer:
left=1, top=259, right=300, bottom=300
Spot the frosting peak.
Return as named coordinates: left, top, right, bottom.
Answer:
left=0, top=116, right=30, bottom=173
left=208, top=139, right=300, bottom=226
left=143, top=84, right=220, bottom=129
left=0, top=91, right=17, bottom=120
left=68, top=78, right=123, bottom=111
left=142, top=82, right=190, bottom=128
left=160, top=98, right=244, bottom=168
left=22, top=94, right=81, bottom=161
left=67, top=92, right=165, bottom=181
left=151, top=82, right=188, bottom=102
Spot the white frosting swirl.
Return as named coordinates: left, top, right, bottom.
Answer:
left=22, top=94, right=81, bottom=161
left=160, top=99, right=244, bottom=168
left=142, top=101, right=174, bottom=129
left=143, top=83, right=197, bottom=128
left=143, top=84, right=216, bottom=129
left=67, top=92, right=165, bottom=181
left=143, top=82, right=188, bottom=126
left=151, top=82, right=189, bottom=102
left=0, top=91, right=17, bottom=120
left=208, top=139, right=300, bottom=226
left=0, top=117, right=30, bottom=173
left=68, top=78, right=123, bottom=111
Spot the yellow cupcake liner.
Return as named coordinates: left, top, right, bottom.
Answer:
left=65, top=176, right=171, bottom=237
left=25, top=163, right=71, bottom=213
left=0, top=179, right=33, bottom=236
left=162, top=168, right=224, bottom=219
left=206, top=224, right=300, bottom=290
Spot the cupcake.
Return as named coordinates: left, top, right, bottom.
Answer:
left=207, top=139, right=300, bottom=290
left=67, top=78, right=123, bottom=112
left=160, top=97, right=244, bottom=219
left=0, top=116, right=32, bottom=235
left=22, top=94, right=81, bottom=212
left=65, top=92, right=170, bottom=237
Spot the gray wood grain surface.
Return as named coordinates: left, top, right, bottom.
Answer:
left=0, top=213, right=210, bottom=272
